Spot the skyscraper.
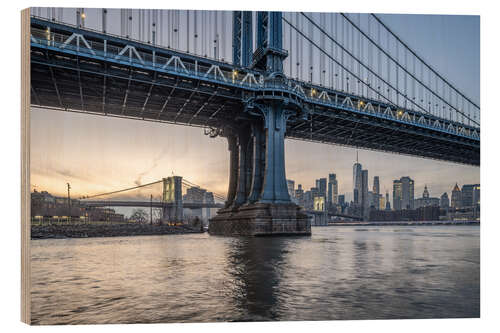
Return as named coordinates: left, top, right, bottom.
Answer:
left=385, top=191, right=391, bottom=210
left=338, top=194, right=345, bottom=206
left=400, top=176, right=414, bottom=210
left=295, top=184, right=304, bottom=206
left=373, top=176, right=380, bottom=210
left=440, top=192, right=450, bottom=210
left=393, top=179, right=402, bottom=210
left=473, top=185, right=480, bottom=207
left=361, top=169, right=369, bottom=218
left=353, top=152, right=362, bottom=205
left=461, top=184, right=480, bottom=208
left=451, top=183, right=462, bottom=209
left=316, top=178, right=327, bottom=199
left=327, top=173, right=338, bottom=207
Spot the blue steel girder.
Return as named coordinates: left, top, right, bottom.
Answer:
left=287, top=107, right=478, bottom=165
left=252, top=11, right=287, bottom=72
left=232, top=11, right=253, bottom=67
left=30, top=17, right=480, bottom=166
left=232, top=12, right=242, bottom=66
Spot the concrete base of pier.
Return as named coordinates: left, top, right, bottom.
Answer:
left=208, top=203, right=311, bottom=236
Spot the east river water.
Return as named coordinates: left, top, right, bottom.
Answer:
left=30, top=225, right=479, bottom=324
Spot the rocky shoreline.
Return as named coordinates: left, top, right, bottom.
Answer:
left=326, top=220, right=479, bottom=227
left=31, top=223, right=204, bottom=239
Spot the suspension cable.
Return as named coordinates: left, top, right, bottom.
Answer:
left=82, top=179, right=163, bottom=199
left=341, top=13, right=479, bottom=126
left=371, top=14, right=479, bottom=110
left=284, top=15, right=423, bottom=114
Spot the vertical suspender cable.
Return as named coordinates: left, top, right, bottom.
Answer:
left=187, top=10, right=190, bottom=53
left=331, top=13, right=335, bottom=89
left=341, top=14, right=345, bottom=91
left=358, top=13, right=362, bottom=97
left=290, top=13, right=293, bottom=76
left=309, top=13, right=313, bottom=82
left=295, top=12, right=300, bottom=79
left=194, top=11, right=198, bottom=55
left=396, top=37, right=399, bottom=107
left=404, top=47, right=407, bottom=108
left=386, top=28, right=390, bottom=102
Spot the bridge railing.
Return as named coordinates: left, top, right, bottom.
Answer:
left=31, top=25, right=264, bottom=90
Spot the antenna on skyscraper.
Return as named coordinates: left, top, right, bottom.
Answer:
left=356, top=150, right=359, bottom=163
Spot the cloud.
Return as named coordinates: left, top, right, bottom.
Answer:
left=134, top=147, right=169, bottom=186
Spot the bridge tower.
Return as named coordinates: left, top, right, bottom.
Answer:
left=162, top=176, right=183, bottom=223
left=209, top=11, right=310, bottom=236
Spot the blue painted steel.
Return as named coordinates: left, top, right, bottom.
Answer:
left=232, top=11, right=253, bottom=67
left=30, top=16, right=480, bottom=167
left=242, top=11, right=253, bottom=67
left=259, top=105, right=291, bottom=203
left=232, top=11, right=242, bottom=66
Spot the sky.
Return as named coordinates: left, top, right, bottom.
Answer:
left=30, top=9, right=480, bottom=204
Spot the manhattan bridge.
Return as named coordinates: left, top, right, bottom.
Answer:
left=29, top=8, right=480, bottom=236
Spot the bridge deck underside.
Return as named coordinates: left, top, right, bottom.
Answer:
left=31, top=48, right=243, bottom=129
left=31, top=46, right=479, bottom=166
left=286, top=106, right=479, bottom=165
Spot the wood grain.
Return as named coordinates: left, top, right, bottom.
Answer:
left=21, top=7, right=31, bottom=325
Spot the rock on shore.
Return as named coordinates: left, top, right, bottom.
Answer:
left=31, top=223, right=203, bottom=239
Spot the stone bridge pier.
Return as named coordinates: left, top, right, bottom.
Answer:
left=208, top=102, right=310, bottom=236
left=162, top=176, right=183, bottom=223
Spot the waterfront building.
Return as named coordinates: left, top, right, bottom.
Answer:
left=400, top=177, right=415, bottom=210
left=368, top=191, right=374, bottom=208
left=393, top=179, right=402, bottom=210
left=361, top=169, right=369, bottom=219
left=373, top=176, right=380, bottom=210
left=385, top=191, right=391, bottom=210
left=414, top=185, right=440, bottom=209
left=327, top=173, right=338, bottom=207
left=31, top=190, right=85, bottom=218
left=338, top=194, right=345, bottom=206
left=461, top=184, right=480, bottom=208
left=303, top=190, right=313, bottom=210
left=451, top=183, right=462, bottom=209
left=379, top=195, right=386, bottom=210
left=183, top=186, right=206, bottom=221
left=393, top=176, right=414, bottom=210
left=473, top=185, right=480, bottom=207
left=369, top=206, right=440, bottom=222
left=353, top=152, right=362, bottom=205
left=295, top=184, right=304, bottom=206
left=338, top=194, right=346, bottom=214
left=316, top=178, right=327, bottom=199
left=440, top=192, right=450, bottom=210
left=310, top=187, right=319, bottom=201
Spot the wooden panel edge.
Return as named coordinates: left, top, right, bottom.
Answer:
left=21, top=7, right=31, bottom=325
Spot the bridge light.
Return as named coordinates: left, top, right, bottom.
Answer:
left=398, top=110, right=403, bottom=116
left=81, top=13, right=86, bottom=19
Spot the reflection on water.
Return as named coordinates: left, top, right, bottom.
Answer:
left=31, top=225, right=479, bottom=324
